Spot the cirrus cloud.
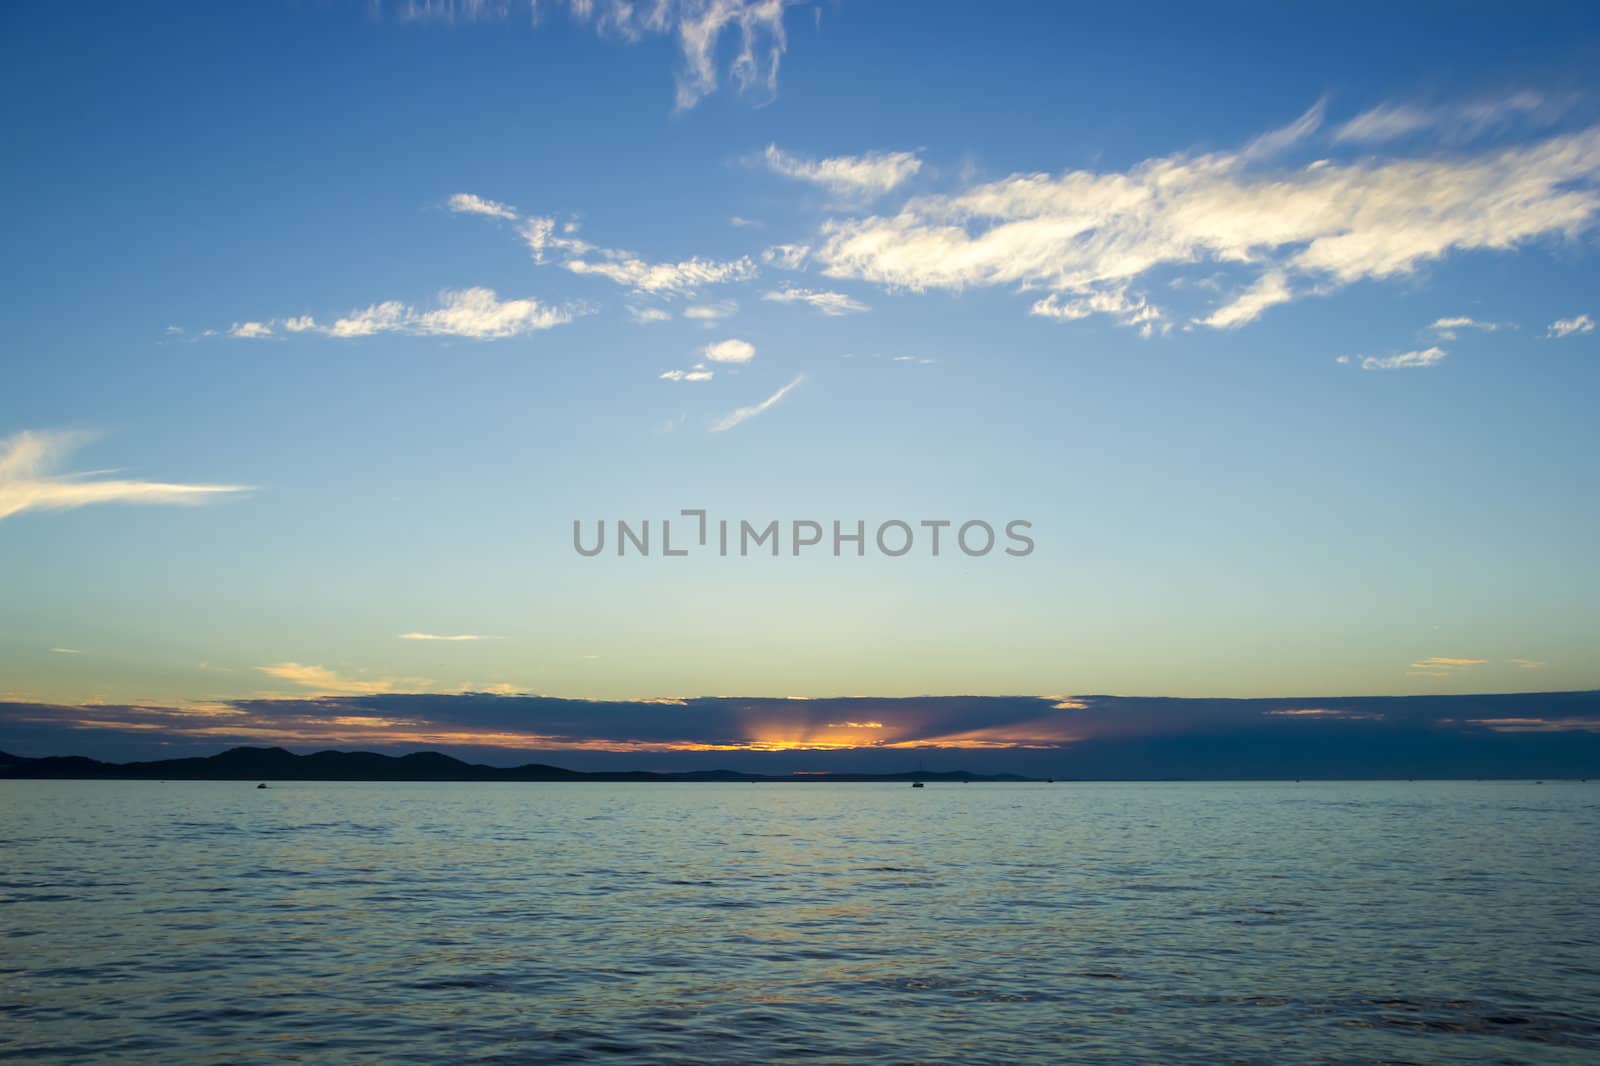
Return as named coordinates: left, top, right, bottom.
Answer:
left=813, top=110, right=1600, bottom=332
left=762, top=144, right=923, bottom=197
left=711, top=374, right=803, bottom=431
left=1546, top=313, right=1594, bottom=338
left=382, top=0, right=798, bottom=112
left=320, top=288, right=586, bottom=339
left=0, top=430, right=248, bottom=522
left=761, top=286, right=869, bottom=315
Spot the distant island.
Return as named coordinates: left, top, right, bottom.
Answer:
left=0, top=746, right=1042, bottom=783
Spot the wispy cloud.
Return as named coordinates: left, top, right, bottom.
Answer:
left=1263, top=707, right=1385, bottom=721
left=1333, top=92, right=1555, bottom=144
left=1031, top=288, right=1163, bottom=335
left=660, top=366, right=715, bottom=382
left=1546, top=313, right=1594, bottom=338
left=1242, top=98, right=1327, bottom=159
left=48, top=647, right=81, bottom=655
left=398, top=633, right=497, bottom=642
left=222, top=288, right=582, bottom=341
left=703, top=338, right=756, bottom=364
left=447, top=192, right=518, bottom=220
left=0, top=430, right=247, bottom=522
left=443, top=207, right=763, bottom=300
left=256, top=662, right=422, bottom=696
left=683, top=300, right=738, bottom=325
left=761, top=243, right=810, bottom=269
left=521, top=216, right=757, bottom=296
left=711, top=374, right=803, bottom=431
left=815, top=107, right=1600, bottom=331
left=1344, top=346, right=1449, bottom=371
left=1465, top=716, right=1600, bottom=734
left=762, top=286, right=869, bottom=315
left=763, top=144, right=922, bottom=197
left=564, top=253, right=757, bottom=296
left=383, top=0, right=796, bottom=111
left=1509, top=658, right=1547, bottom=669
left=628, top=306, right=673, bottom=324
left=1429, top=316, right=1508, bottom=339
left=307, top=288, right=584, bottom=339
left=1195, top=270, right=1293, bottom=329
left=1407, top=656, right=1487, bottom=677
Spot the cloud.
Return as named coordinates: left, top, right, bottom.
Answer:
left=8, top=691, right=1600, bottom=777
left=1546, top=313, right=1594, bottom=338
left=1263, top=708, right=1385, bottom=721
left=762, top=144, right=923, bottom=196
left=384, top=0, right=796, bottom=111
left=628, top=306, right=673, bottom=324
left=398, top=633, right=497, bottom=642
left=1334, top=92, right=1553, bottom=144
left=813, top=111, right=1600, bottom=331
left=48, top=647, right=81, bottom=654
left=703, top=338, right=756, bottom=364
left=324, top=288, right=583, bottom=339
left=660, top=367, right=715, bottom=382
left=1353, top=346, right=1449, bottom=370
left=448, top=192, right=518, bottom=220
left=683, top=300, right=738, bottom=325
left=1030, top=288, right=1163, bottom=335
left=1429, top=315, right=1507, bottom=339
left=1196, top=270, right=1293, bottom=329
left=761, top=243, right=810, bottom=269
left=761, top=286, right=868, bottom=315
left=1509, top=658, right=1547, bottom=669
left=565, top=253, right=757, bottom=296
left=1465, top=717, right=1600, bottom=734
left=230, top=292, right=582, bottom=341
left=1407, top=656, right=1487, bottom=678
left=1241, top=98, right=1326, bottom=159
left=711, top=374, right=803, bottom=431
left=521, top=218, right=757, bottom=296
left=0, top=430, right=248, bottom=522
left=256, top=662, right=420, bottom=696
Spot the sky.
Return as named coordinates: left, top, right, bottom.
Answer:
left=1, top=1, right=1598, bottom=770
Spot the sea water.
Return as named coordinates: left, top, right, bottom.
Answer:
left=2, top=780, right=1597, bottom=1062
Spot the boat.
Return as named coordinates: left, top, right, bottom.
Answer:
left=256, top=783, right=269, bottom=789
left=911, top=781, right=924, bottom=788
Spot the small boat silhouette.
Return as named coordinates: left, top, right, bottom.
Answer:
left=911, top=781, right=924, bottom=788
left=256, top=783, right=269, bottom=789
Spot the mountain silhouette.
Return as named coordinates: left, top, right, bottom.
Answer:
left=0, top=746, right=1037, bottom=783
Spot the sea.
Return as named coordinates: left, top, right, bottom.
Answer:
left=2, top=780, right=1597, bottom=1063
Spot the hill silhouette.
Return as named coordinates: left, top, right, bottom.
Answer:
left=0, top=746, right=1037, bottom=783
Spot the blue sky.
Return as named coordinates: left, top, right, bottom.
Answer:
left=1, top=2, right=1598, bottom=763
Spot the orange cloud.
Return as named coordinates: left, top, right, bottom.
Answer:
left=256, top=662, right=427, bottom=696
left=1467, top=717, right=1600, bottom=733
